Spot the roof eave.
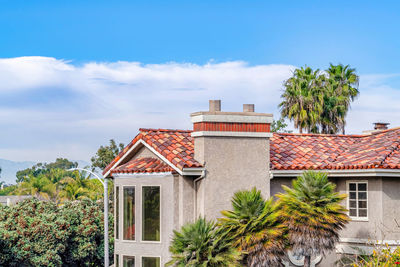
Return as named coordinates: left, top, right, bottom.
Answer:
left=271, top=168, right=400, bottom=178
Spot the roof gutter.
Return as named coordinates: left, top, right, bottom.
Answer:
left=271, top=168, right=400, bottom=178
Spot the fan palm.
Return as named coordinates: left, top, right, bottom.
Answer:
left=277, top=171, right=349, bottom=267
left=325, top=64, right=359, bottom=134
left=279, top=66, right=323, bottom=133
left=219, top=188, right=286, bottom=266
left=17, top=173, right=57, bottom=201
left=167, top=217, right=241, bottom=267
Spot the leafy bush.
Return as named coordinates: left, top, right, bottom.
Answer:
left=353, top=245, right=400, bottom=266
left=0, top=198, right=113, bottom=266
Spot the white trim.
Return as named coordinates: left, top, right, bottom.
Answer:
left=112, top=172, right=172, bottom=178
left=271, top=168, right=400, bottom=178
left=141, top=185, right=162, bottom=244
left=340, top=238, right=400, bottom=245
left=140, top=256, right=161, bottom=267
left=191, top=131, right=272, bottom=138
left=105, top=139, right=184, bottom=176
left=191, top=114, right=273, bottom=124
left=346, top=180, right=368, bottom=221
left=104, top=139, right=144, bottom=178
left=122, top=185, right=136, bottom=242
left=182, top=167, right=205, bottom=176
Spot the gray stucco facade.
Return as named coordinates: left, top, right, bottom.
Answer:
left=107, top=101, right=400, bottom=266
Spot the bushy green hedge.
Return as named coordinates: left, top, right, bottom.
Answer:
left=0, top=198, right=114, bottom=266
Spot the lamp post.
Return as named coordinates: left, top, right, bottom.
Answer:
left=69, top=168, right=109, bottom=267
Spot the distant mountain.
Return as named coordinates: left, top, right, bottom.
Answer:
left=0, top=159, right=90, bottom=185
left=0, top=159, right=36, bottom=184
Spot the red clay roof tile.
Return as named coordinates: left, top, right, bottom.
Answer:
left=104, top=127, right=400, bottom=175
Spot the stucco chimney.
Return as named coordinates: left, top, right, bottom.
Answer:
left=209, top=100, right=221, bottom=112
left=191, top=100, right=273, bottom=219
left=243, top=104, right=255, bottom=112
left=374, top=122, right=389, bottom=131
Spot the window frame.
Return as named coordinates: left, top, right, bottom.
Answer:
left=122, top=185, right=137, bottom=242
left=346, top=180, right=368, bottom=221
left=141, top=185, right=162, bottom=243
left=115, top=186, right=120, bottom=240
left=141, top=255, right=161, bottom=267
left=122, top=255, right=136, bottom=267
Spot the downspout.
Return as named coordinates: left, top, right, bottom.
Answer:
left=193, top=169, right=206, bottom=220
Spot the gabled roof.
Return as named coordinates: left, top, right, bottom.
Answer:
left=103, top=128, right=202, bottom=176
left=104, top=127, right=400, bottom=175
left=111, top=157, right=174, bottom=174
left=270, top=128, right=400, bottom=170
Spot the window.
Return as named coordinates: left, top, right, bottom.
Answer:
left=142, top=257, right=160, bottom=267
left=116, top=186, right=119, bottom=239
left=123, top=187, right=135, bottom=240
left=348, top=181, right=368, bottom=219
left=123, top=256, right=135, bottom=267
left=142, top=186, right=160, bottom=241
left=115, top=254, right=119, bottom=267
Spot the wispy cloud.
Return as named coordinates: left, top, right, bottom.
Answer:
left=0, top=56, right=399, bottom=162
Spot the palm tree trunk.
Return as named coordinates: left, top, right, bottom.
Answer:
left=304, top=255, right=311, bottom=267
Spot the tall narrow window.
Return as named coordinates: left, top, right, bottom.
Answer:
left=123, top=256, right=135, bottom=267
left=142, top=257, right=160, bottom=267
left=116, top=186, right=119, bottom=239
left=142, top=186, right=160, bottom=241
left=123, top=187, right=135, bottom=240
left=348, top=181, right=368, bottom=219
left=115, top=254, right=119, bottom=267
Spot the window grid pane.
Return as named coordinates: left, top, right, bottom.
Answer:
left=142, top=186, right=161, bottom=241
left=123, top=256, right=135, bottom=267
left=116, top=186, right=119, bottom=239
left=348, top=182, right=367, bottom=219
left=142, top=257, right=160, bottom=267
left=124, top=187, right=135, bottom=240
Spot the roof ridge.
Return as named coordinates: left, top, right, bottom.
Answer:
left=273, top=132, right=366, bottom=138
left=139, top=128, right=192, bottom=133
left=381, top=142, right=400, bottom=167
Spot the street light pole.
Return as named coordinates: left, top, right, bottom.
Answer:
left=69, top=168, right=109, bottom=267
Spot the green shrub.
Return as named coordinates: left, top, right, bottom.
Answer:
left=0, top=198, right=113, bottom=266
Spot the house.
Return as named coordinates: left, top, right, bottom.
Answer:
left=104, top=100, right=400, bottom=267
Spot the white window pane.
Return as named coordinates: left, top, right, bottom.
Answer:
left=358, top=192, right=367, bottom=200
left=359, top=209, right=367, bottom=217
left=349, top=183, right=357, bottom=191
left=124, top=187, right=135, bottom=240
left=123, top=256, right=135, bottom=267
left=358, top=201, right=367, bottom=209
left=349, top=192, right=356, bottom=199
left=142, top=257, right=160, bottom=267
left=349, top=209, right=357, bottom=217
left=349, top=200, right=357, bottom=208
left=358, top=183, right=367, bottom=191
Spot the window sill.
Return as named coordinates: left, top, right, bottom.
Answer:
left=350, top=217, right=369, bottom=222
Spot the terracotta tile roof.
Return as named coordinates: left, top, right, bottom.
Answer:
left=104, top=127, right=400, bottom=175
left=111, top=157, right=174, bottom=174
left=270, top=128, right=400, bottom=170
left=103, top=128, right=202, bottom=175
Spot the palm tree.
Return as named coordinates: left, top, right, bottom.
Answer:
left=17, top=173, right=57, bottom=201
left=58, top=170, right=103, bottom=202
left=277, top=171, right=349, bottom=267
left=167, top=217, right=241, bottom=267
left=325, top=64, right=359, bottom=134
left=279, top=66, right=323, bottom=133
left=219, top=188, right=286, bottom=266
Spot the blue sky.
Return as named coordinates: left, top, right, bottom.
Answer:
left=1, top=1, right=400, bottom=163
left=2, top=0, right=400, bottom=72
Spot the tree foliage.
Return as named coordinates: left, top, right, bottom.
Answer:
left=91, top=139, right=124, bottom=171
left=0, top=198, right=113, bottom=266
left=219, top=188, right=286, bottom=266
left=271, top=118, right=292, bottom=133
left=277, top=171, right=349, bottom=267
left=279, top=64, right=359, bottom=134
left=167, top=217, right=241, bottom=267
left=16, top=158, right=78, bottom=183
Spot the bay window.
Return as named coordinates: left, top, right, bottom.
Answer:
left=123, top=186, right=135, bottom=240
left=142, top=186, right=160, bottom=241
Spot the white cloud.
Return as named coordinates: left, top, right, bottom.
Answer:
left=0, top=56, right=399, bottom=162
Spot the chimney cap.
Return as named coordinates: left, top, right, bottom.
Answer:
left=374, top=122, right=390, bottom=130
left=209, top=100, right=221, bottom=112
left=243, top=104, right=255, bottom=112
